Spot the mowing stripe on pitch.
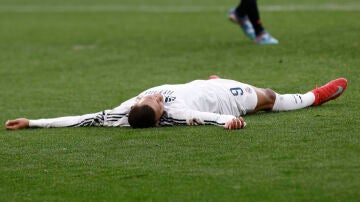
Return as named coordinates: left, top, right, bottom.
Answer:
left=0, top=4, right=359, bottom=13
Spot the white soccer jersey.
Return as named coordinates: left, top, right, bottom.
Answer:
left=29, top=79, right=257, bottom=128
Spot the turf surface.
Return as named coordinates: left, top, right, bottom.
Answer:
left=1, top=0, right=359, bottom=201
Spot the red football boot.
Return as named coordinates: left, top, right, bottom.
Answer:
left=209, top=75, right=220, bottom=79
left=311, top=78, right=348, bottom=106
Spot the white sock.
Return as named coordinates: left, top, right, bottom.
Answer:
left=272, top=92, right=315, bottom=111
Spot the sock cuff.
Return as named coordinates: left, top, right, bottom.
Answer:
left=271, top=93, right=281, bottom=111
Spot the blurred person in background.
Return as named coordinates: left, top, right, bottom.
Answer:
left=229, top=0, right=278, bottom=44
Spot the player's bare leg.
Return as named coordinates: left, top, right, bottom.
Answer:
left=252, top=88, right=276, bottom=112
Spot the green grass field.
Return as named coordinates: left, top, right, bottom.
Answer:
left=1, top=0, right=359, bottom=201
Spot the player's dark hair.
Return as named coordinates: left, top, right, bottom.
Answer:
left=128, top=105, right=157, bottom=128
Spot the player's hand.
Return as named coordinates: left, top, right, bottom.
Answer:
left=224, top=117, right=246, bottom=130
left=5, top=118, right=30, bottom=130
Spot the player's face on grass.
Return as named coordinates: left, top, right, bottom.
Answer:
left=137, top=94, right=164, bottom=122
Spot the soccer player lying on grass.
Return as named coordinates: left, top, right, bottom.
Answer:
left=5, top=77, right=347, bottom=130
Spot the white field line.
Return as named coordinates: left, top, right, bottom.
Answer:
left=0, top=4, right=359, bottom=13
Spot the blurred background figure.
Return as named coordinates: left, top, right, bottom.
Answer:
left=229, top=0, right=278, bottom=44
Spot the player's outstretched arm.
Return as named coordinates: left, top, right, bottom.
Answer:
left=224, top=117, right=246, bottom=130
left=5, top=118, right=30, bottom=130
